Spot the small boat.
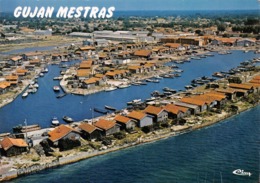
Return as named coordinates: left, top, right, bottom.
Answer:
left=145, top=97, right=157, bottom=102
left=146, top=79, right=153, bottom=82
left=105, top=105, right=117, bottom=111
left=118, top=84, right=130, bottom=89
left=22, top=92, right=28, bottom=98
left=170, top=64, right=179, bottom=68
left=63, top=116, right=74, bottom=123
left=39, top=73, right=44, bottom=77
left=31, top=88, right=37, bottom=93
left=127, top=99, right=141, bottom=105
left=53, top=86, right=60, bottom=92
left=105, top=87, right=117, bottom=92
left=56, top=93, right=67, bottom=98
left=163, top=87, right=171, bottom=91
left=42, top=68, right=49, bottom=73
left=51, top=117, right=60, bottom=125
left=93, top=108, right=108, bottom=114
left=154, top=75, right=163, bottom=79
left=205, top=53, right=214, bottom=57
left=34, top=83, right=39, bottom=88
left=185, top=85, right=193, bottom=89
left=151, top=79, right=160, bottom=83
left=232, top=169, right=252, bottom=176
left=53, top=76, right=63, bottom=80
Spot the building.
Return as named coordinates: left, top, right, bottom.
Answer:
left=34, top=29, right=52, bottom=36
left=174, top=101, right=200, bottom=115
left=114, top=115, right=136, bottom=130
left=164, top=104, right=186, bottom=119
left=0, top=81, right=11, bottom=94
left=180, top=97, right=208, bottom=112
left=78, top=123, right=101, bottom=140
left=133, top=50, right=152, bottom=59
left=94, top=119, right=120, bottom=136
left=127, top=111, right=153, bottom=127
left=144, top=105, right=168, bottom=123
left=0, top=137, right=28, bottom=157
left=48, top=125, right=81, bottom=151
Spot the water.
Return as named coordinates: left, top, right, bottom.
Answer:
left=0, top=50, right=258, bottom=133
left=0, top=46, right=59, bottom=55
left=8, top=105, right=260, bottom=183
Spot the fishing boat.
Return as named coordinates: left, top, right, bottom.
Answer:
left=205, top=53, right=214, bottom=57
left=146, top=79, right=153, bottom=82
left=34, top=83, right=39, bottom=88
left=51, top=117, right=60, bottom=125
left=53, top=86, right=60, bottom=92
left=42, top=68, right=49, bottom=73
left=105, top=105, right=117, bottom=111
left=22, top=92, right=28, bottom=98
left=105, top=86, right=117, bottom=92
left=232, top=169, right=252, bottom=176
left=63, top=116, right=74, bottom=123
left=93, top=108, right=108, bottom=114
left=154, top=75, right=163, bottom=79
left=39, top=73, right=44, bottom=77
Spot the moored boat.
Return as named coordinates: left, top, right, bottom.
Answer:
left=105, top=105, right=117, bottom=111
left=53, top=86, right=60, bottom=92
left=105, top=86, right=117, bottom=92
left=56, top=93, right=67, bottom=98
left=51, top=117, right=60, bottom=125
left=117, top=84, right=130, bottom=89
left=93, top=108, right=108, bottom=114
left=22, top=92, right=28, bottom=98
left=63, top=116, right=74, bottom=123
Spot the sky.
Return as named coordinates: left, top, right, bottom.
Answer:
left=0, top=0, right=259, bottom=12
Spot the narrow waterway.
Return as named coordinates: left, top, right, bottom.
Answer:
left=8, top=105, right=260, bottom=183
left=0, top=50, right=258, bottom=133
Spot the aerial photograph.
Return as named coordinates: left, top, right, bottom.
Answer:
left=0, top=0, right=259, bottom=182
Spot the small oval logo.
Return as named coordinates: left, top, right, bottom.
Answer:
left=233, top=169, right=252, bottom=176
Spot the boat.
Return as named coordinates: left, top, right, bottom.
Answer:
left=63, top=116, right=74, bottom=123
left=51, top=117, right=60, bottom=125
left=56, top=93, right=67, bottom=98
left=205, top=53, right=214, bottom=57
left=185, top=85, right=193, bottom=89
left=13, top=124, right=41, bottom=133
left=39, top=73, right=44, bottom=77
left=105, top=86, right=117, bottom=92
left=34, top=83, right=39, bottom=88
left=154, top=75, right=163, bottom=79
left=232, top=169, right=252, bottom=176
left=22, top=92, right=28, bottom=98
left=31, top=88, right=37, bottom=93
left=53, top=86, right=60, bottom=92
left=118, top=84, right=130, bottom=89
left=146, top=79, right=153, bottom=82
left=163, top=87, right=171, bottom=91
left=127, top=99, right=141, bottom=105
left=53, top=76, right=63, bottom=80
left=152, top=79, right=160, bottom=83
left=170, top=64, right=179, bottom=68
left=105, top=105, right=117, bottom=111
left=145, top=97, right=157, bottom=102
left=42, top=68, right=49, bottom=73
left=93, top=108, right=108, bottom=114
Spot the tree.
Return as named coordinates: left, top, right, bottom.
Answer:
left=217, top=24, right=226, bottom=32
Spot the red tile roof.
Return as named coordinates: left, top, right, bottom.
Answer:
left=0, top=137, right=28, bottom=151
left=48, top=125, right=78, bottom=142
left=79, top=123, right=97, bottom=133
left=127, top=111, right=146, bottom=120
left=94, top=119, right=116, bottom=130
left=164, top=104, right=188, bottom=114
left=229, top=83, right=253, bottom=90
left=181, top=97, right=206, bottom=106
left=114, top=115, right=132, bottom=124
left=144, top=105, right=164, bottom=115
left=134, top=50, right=152, bottom=57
